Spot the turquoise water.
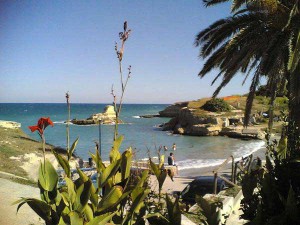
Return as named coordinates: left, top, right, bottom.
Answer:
left=0, top=103, right=265, bottom=175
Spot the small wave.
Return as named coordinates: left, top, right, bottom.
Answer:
left=177, top=158, right=225, bottom=171
left=53, top=121, right=66, bottom=124
left=132, top=116, right=141, bottom=119
left=232, top=140, right=265, bottom=161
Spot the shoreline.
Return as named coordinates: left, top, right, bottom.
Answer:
left=0, top=120, right=274, bottom=181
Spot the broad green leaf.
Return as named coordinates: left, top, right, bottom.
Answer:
left=87, top=212, right=116, bottom=225
left=136, top=170, right=149, bottom=188
left=60, top=192, right=70, bottom=207
left=159, top=155, right=165, bottom=169
left=149, top=160, right=160, bottom=178
left=98, top=185, right=123, bottom=212
left=100, top=159, right=121, bottom=188
left=90, top=150, right=106, bottom=174
left=109, top=135, right=123, bottom=163
left=74, top=180, right=91, bottom=213
left=69, top=137, right=79, bottom=160
left=158, top=169, right=167, bottom=191
left=131, top=188, right=150, bottom=213
left=15, top=198, right=51, bottom=222
left=69, top=211, right=83, bottom=225
left=121, top=148, right=133, bottom=180
left=166, top=193, right=181, bottom=224
left=65, top=177, right=76, bottom=204
left=52, top=150, right=71, bottom=178
left=58, top=216, right=67, bottom=225
left=39, top=159, right=58, bottom=191
left=83, top=204, right=94, bottom=222
left=77, top=167, right=89, bottom=182
left=113, top=135, right=124, bottom=151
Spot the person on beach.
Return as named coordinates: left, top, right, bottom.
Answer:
left=163, top=145, right=168, bottom=151
left=168, top=152, right=175, bottom=166
left=172, top=143, right=176, bottom=151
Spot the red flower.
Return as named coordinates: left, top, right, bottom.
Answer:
left=29, top=117, right=54, bottom=136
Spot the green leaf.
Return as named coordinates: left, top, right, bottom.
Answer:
left=100, top=159, right=121, bottom=188
left=90, top=150, right=106, bottom=174
left=136, top=170, right=149, bottom=188
left=65, top=177, right=76, bottom=204
left=131, top=187, right=150, bottom=213
left=98, top=185, right=123, bottom=212
left=83, top=204, right=94, bottom=222
left=52, top=150, right=71, bottom=178
left=121, top=148, right=133, bottom=181
left=149, top=160, right=160, bottom=179
left=165, top=194, right=181, bottom=225
left=74, top=180, right=92, bottom=213
left=109, top=135, right=123, bottom=163
left=159, top=155, right=165, bottom=169
left=77, top=167, right=89, bottom=182
left=69, top=211, right=83, bottom=225
left=150, top=160, right=167, bottom=191
left=69, top=137, right=79, bottom=160
left=38, top=159, right=58, bottom=191
left=86, top=212, right=116, bottom=225
left=158, top=169, right=167, bottom=191
left=15, top=198, right=51, bottom=223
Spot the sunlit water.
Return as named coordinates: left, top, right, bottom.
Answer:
left=0, top=103, right=265, bottom=175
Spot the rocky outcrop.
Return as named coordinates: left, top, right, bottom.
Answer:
left=163, top=107, right=224, bottom=136
left=162, top=107, right=264, bottom=139
left=72, top=105, right=121, bottom=125
left=0, top=120, right=21, bottom=129
left=220, top=127, right=265, bottom=139
left=159, top=102, right=188, bottom=117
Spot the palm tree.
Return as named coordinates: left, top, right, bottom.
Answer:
left=195, top=0, right=300, bottom=156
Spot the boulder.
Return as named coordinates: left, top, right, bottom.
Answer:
left=190, top=124, right=222, bottom=136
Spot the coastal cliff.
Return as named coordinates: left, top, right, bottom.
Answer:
left=159, top=96, right=275, bottom=140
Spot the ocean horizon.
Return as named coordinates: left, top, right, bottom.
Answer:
left=0, top=103, right=265, bottom=176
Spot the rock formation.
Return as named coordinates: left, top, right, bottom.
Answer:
left=162, top=107, right=264, bottom=139
left=159, top=102, right=188, bottom=117
left=71, top=105, right=121, bottom=125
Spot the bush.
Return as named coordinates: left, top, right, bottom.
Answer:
left=201, top=98, right=231, bottom=112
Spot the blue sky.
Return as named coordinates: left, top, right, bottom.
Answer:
left=1, top=0, right=254, bottom=104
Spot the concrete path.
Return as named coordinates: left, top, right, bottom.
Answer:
left=0, top=177, right=43, bottom=225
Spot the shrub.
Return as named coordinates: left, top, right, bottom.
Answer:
left=201, top=98, right=231, bottom=112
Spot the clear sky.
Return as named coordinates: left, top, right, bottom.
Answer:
left=0, top=0, right=254, bottom=104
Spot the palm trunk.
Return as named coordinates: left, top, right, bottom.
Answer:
left=287, top=66, right=300, bottom=159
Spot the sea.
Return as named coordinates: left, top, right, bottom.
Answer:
left=0, top=103, right=266, bottom=176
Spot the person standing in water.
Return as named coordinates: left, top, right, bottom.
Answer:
left=172, top=143, right=176, bottom=151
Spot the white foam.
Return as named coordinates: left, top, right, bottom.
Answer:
left=132, top=116, right=141, bottom=118
left=177, top=140, right=265, bottom=171
left=53, top=121, right=66, bottom=124
left=232, top=140, right=265, bottom=162
left=177, top=158, right=225, bottom=170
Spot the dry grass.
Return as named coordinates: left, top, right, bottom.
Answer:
left=0, top=127, right=52, bottom=178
